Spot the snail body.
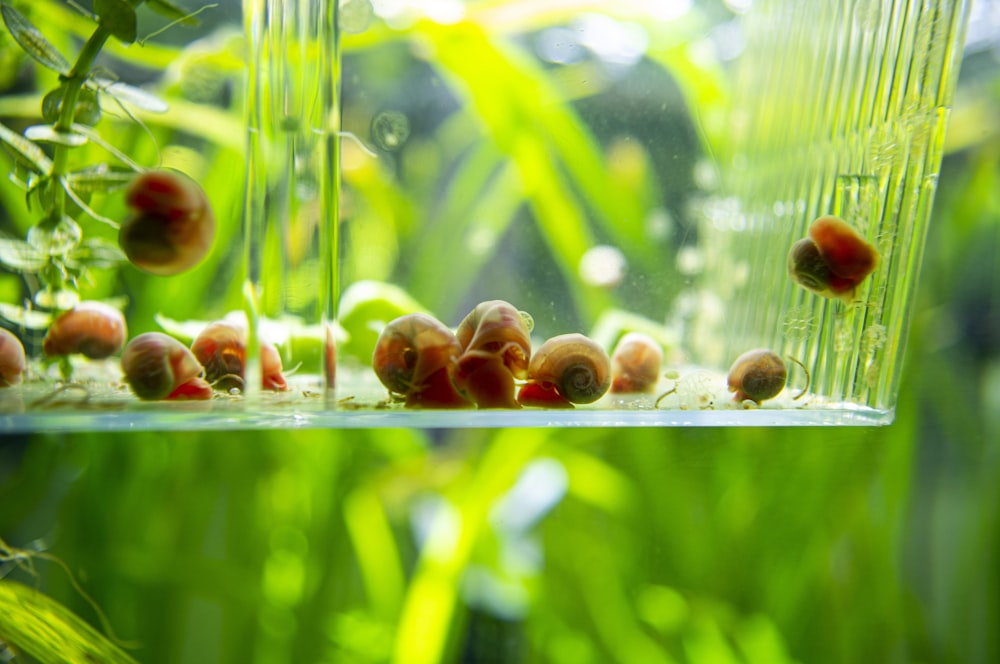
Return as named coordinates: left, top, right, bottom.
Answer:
left=121, top=332, right=212, bottom=400
left=789, top=216, right=878, bottom=301
left=453, top=300, right=531, bottom=408
left=372, top=313, right=470, bottom=408
left=518, top=333, right=611, bottom=408
left=190, top=321, right=288, bottom=392
left=609, top=332, right=663, bottom=393
left=0, top=328, right=26, bottom=387
left=42, top=301, right=127, bottom=359
left=727, top=348, right=787, bottom=405
left=119, top=169, right=216, bottom=276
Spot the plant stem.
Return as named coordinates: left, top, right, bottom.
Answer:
left=49, top=22, right=113, bottom=222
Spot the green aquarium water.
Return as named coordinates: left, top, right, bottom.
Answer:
left=0, top=0, right=971, bottom=430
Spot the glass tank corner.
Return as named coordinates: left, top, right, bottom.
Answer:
left=0, top=0, right=972, bottom=431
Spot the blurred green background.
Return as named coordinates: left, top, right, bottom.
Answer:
left=2, top=0, right=1000, bottom=662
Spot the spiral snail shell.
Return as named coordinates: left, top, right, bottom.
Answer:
left=0, top=328, right=26, bottom=387
left=190, top=321, right=288, bottom=392
left=121, top=332, right=212, bottom=400
left=726, top=348, right=787, bottom=405
left=518, top=333, right=611, bottom=408
left=42, top=301, right=127, bottom=360
left=789, top=216, right=878, bottom=301
left=609, top=332, right=663, bottom=394
left=372, top=313, right=470, bottom=408
left=453, top=300, right=532, bottom=409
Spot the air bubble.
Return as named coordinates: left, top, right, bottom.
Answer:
left=371, top=111, right=410, bottom=151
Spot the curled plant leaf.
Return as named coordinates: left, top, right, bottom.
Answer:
left=24, top=125, right=88, bottom=148
left=0, top=303, right=53, bottom=329
left=94, top=0, right=138, bottom=44
left=27, top=216, right=82, bottom=256
left=34, top=288, right=80, bottom=311
left=0, top=2, right=70, bottom=75
left=0, top=237, right=46, bottom=272
left=94, top=78, right=169, bottom=113
left=0, top=122, right=53, bottom=175
left=64, top=165, right=136, bottom=195
left=42, top=86, right=102, bottom=126
left=66, top=238, right=127, bottom=269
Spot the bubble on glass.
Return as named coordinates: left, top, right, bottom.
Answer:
left=340, top=0, right=374, bottom=34
left=371, top=110, right=410, bottom=151
left=579, top=245, right=627, bottom=288
left=518, top=310, right=535, bottom=334
left=536, top=27, right=585, bottom=65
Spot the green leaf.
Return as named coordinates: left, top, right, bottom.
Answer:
left=94, top=0, right=138, bottom=44
left=64, top=165, right=136, bottom=194
left=0, top=237, right=46, bottom=271
left=0, top=303, right=52, bottom=329
left=24, top=124, right=88, bottom=147
left=0, top=580, right=139, bottom=664
left=66, top=237, right=127, bottom=269
left=0, top=121, right=53, bottom=174
left=94, top=78, right=169, bottom=113
left=0, top=2, right=70, bottom=74
left=27, top=215, right=82, bottom=256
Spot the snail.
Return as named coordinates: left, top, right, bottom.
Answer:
left=119, top=169, right=216, bottom=276
left=42, top=301, right=127, bottom=360
left=518, top=333, right=611, bottom=408
left=453, top=300, right=531, bottom=408
left=372, top=313, right=471, bottom=408
left=609, top=332, right=663, bottom=393
left=190, top=321, right=288, bottom=392
left=789, top=215, right=878, bottom=301
left=121, top=332, right=212, bottom=400
left=0, top=328, right=26, bottom=387
left=726, top=348, right=788, bottom=405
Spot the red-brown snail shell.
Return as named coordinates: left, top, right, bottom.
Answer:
left=726, top=348, right=787, bottom=405
left=372, top=313, right=470, bottom=408
left=119, top=169, right=216, bottom=276
left=0, top=328, right=26, bottom=387
left=789, top=215, right=878, bottom=301
left=121, top=332, right=212, bottom=400
left=42, top=301, right=127, bottom=359
left=190, top=321, right=288, bottom=392
left=518, top=333, right=611, bottom=408
left=609, top=332, right=663, bottom=394
left=453, top=300, right=532, bottom=408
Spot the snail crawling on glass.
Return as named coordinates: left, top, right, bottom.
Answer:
left=190, top=321, right=288, bottom=392
left=609, top=331, right=663, bottom=394
left=726, top=348, right=809, bottom=406
left=789, top=215, right=879, bottom=302
left=517, top=333, right=611, bottom=408
left=119, top=169, right=216, bottom=276
left=452, top=300, right=532, bottom=409
left=0, top=328, right=26, bottom=387
left=121, top=332, right=212, bottom=401
left=42, top=301, right=127, bottom=360
left=371, top=313, right=471, bottom=408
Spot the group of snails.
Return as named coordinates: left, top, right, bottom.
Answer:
left=0, top=302, right=288, bottom=401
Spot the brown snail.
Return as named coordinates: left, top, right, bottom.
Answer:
left=372, top=313, right=471, bottom=408
left=518, top=333, right=611, bottom=408
left=0, top=328, right=26, bottom=387
left=190, top=321, right=288, bottom=392
left=121, top=332, right=212, bottom=400
left=726, top=348, right=787, bottom=405
left=789, top=215, right=878, bottom=301
left=609, top=332, right=663, bottom=393
left=453, top=300, right=531, bottom=409
left=119, top=169, right=216, bottom=276
left=42, top=301, right=127, bottom=360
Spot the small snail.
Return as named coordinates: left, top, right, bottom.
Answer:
left=726, top=348, right=787, bottom=405
left=119, top=169, right=216, bottom=276
left=0, top=328, right=26, bottom=387
left=190, top=321, right=288, bottom=392
left=518, top=333, right=611, bottom=408
left=121, top=332, right=212, bottom=400
left=609, top=332, right=663, bottom=393
left=42, top=301, right=127, bottom=359
left=789, top=215, right=878, bottom=301
left=453, top=300, right=532, bottom=409
left=372, top=313, right=470, bottom=408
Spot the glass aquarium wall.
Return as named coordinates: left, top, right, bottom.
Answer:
left=0, top=0, right=973, bottom=429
